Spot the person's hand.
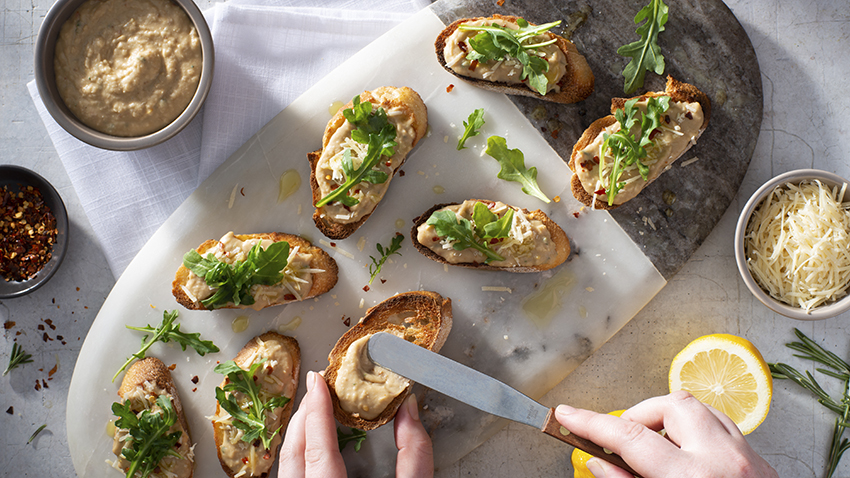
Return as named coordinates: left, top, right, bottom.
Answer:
left=555, top=391, right=779, bottom=478
left=278, top=370, right=434, bottom=478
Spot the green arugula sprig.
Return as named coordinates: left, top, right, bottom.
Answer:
left=368, top=233, right=404, bottom=285
left=113, top=310, right=219, bottom=382
left=769, top=328, right=850, bottom=478
left=600, top=95, right=670, bottom=206
left=485, top=136, right=550, bottom=203
left=618, top=0, right=668, bottom=94
left=457, top=109, right=485, bottom=150
left=316, top=96, right=397, bottom=207
left=183, top=240, right=290, bottom=310
left=214, top=360, right=291, bottom=451
left=28, top=424, right=47, bottom=444
left=3, top=342, right=33, bottom=376
left=426, top=202, right=514, bottom=264
left=459, top=19, right=561, bottom=95
left=112, top=395, right=183, bottom=478
left=337, top=426, right=367, bottom=452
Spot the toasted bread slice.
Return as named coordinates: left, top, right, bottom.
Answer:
left=173, top=232, right=338, bottom=311
left=211, top=332, right=300, bottom=478
left=569, top=76, right=712, bottom=210
left=435, top=15, right=594, bottom=104
left=309, top=86, right=428, bottom=239
left=325, top=291, right=452, bottom=430
left=112, top=357, right=194, bottom=478
left=411, top=199, right=570, bottom=272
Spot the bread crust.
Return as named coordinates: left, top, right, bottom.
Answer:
left=410, top=199, right=570, bottom=272
left=212, top=332, right=301, bottom=478
left=172, top=232, right=338, bottom=310
left=117, top=357, right=193, bottom=478
left=324, top=291, right=452, bottom=430
left=435, top=15, right=594, bottom=104
left=310, top=86, right=428, bottom=239
left=568, top=76, right=712, bottom=210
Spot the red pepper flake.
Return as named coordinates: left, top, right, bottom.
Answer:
left=685, top=111, right=693, bottom=120
left=362, top=285, right=370, bottom=292
left=48, top=363, right=58, bottom=377
left=385, top=161, right=392, bottom=167
left=34, top=381, right=41, bottom=391
left=489, top=238, right=500, bottom=244
left=458, top=41, right=468, bottom=53
left=399, top=170, right=405, bottom=177
left=593, top=156, right=600, bottom=164
left=168, top=364, right=176, bottom=371
left=56, top=335, right=63, bottom=341
left=497, top=0, right=505, bottom=6
left=469, top=60, right=479, bottom=72
left=0, top=184, right=58, bottom=282
left=664, top=115, right=671, bottom=124
left=192, top=387, right=197, bottom=392
left=595, top=188, right=606, bottom=195
left=240, top=187, right=245, bottom=196
left=329, top=242, right=336, bottom=247
left=242, top=457, right=250, bottom=464
left=191, top=376, right=199, bottom=384
left=380, top=278, right=386, bottom=284
left=342, top=315, right=351, bottom=327
left=648, top=128, right=660, bottom=140
left=5, top=406, right=12, bottom=414
left=446, top=84, right=455, bottom=93
left=263, top=451, right=272, bottom=460
left=45, top=319, right=55, bottom=330
left=38, top=324, right=45, bottom=331
left=283, top=294, right=296, bottom=301
left=5, top=321, right=19, bottom=330
left=42, top=332, right=51, bottom=342
left=75, top=287, right=80, bottom=292
left=432, top=237, right=440, bottom=242
left=573, top=212, right=580, bottom=218
left=42, top=379, right=48, bottom=389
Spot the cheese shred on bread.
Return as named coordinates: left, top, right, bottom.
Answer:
left=309, top=86, right=428, bottom=240
left=411, top=199, right=570, bottom=272
left=112, top=357, right=194, bottom=478
left=435, top=15, right=594, bottom=104
left=172, top=232, right=338, bottom=311
left=324, top=291, right=452, bottom=430
left=211, top=332, right=300, bottom=478
left=569, top=76, right=711, bottom=210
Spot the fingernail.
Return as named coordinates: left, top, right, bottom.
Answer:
left=556, top=404, right=576, bottom=416
left=405, top=393, right=420, bottom=421
left=306, top=371, right=317, bottom=391
left=586, top=458, right=606, bottom=478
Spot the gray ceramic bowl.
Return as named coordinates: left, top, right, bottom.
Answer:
left=734, top=169, right=850, bottom=320
left=34, top=0, right=214, bottom=151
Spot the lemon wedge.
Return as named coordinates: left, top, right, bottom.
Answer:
left=669, top=333, right=772, bottom=435
left=571, top=410, right=625, bottom=478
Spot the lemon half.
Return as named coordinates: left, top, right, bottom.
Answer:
left=668, top=333, right=772, bottom=435
left=571, top=410, right=625, bottom=478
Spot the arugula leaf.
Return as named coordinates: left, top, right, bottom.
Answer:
left=459, top=19, right=561, bottom=95
left=337, top=426, right=368, bottom=452
left=112, top=395, right=183, bottom=478
left=183, top=240, right=290, bottom=310
left=457, top=108, right=485, bottom=150
left=27, top=424, right=47, bottom=444
left=600, top=95, right=670, bottom=205
left=485, top=136, right=550, bottom=203
left=425, top=210, right=505, bottom=263
left=617, top=0, right=668, bottom=94
left=368, top=233, right=404, bottom=285
left=472, top=202, right=514, bottom=241
left=214, top=360, right=291, bottom=451
left=113, top=310, right=219, bottom=382
left=316, top=95, right=397, bottom=207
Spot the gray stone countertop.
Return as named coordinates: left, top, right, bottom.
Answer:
left=1, top=0, right=848, bottom=477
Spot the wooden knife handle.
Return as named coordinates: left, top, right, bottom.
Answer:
left=541, top=408, right=642, bottom=478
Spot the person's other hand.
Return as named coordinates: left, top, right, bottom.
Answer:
left=555, top=391, right=779, bottom=478
left=278, top=370, right=434, bottom=478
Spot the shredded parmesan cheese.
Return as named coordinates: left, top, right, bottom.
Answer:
left=745, top=179, right=850, bottom=312
left=481, top=286, right=512, bottom=293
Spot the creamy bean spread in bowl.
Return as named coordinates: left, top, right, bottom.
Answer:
left=35, top=0, right=213, bottom=150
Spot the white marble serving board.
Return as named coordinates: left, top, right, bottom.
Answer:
left=67, top=8, right=666, bottom=477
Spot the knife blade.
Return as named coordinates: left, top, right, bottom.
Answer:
left=367, top=332, right=641, bottom=477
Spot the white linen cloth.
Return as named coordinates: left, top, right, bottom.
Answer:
left=27, top=0, right=428, bottom=277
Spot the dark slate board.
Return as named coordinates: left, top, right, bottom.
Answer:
left=431, top=0, right=763, bottom=279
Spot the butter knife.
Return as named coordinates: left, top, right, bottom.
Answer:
left=367, top=332, right=641, bottom=477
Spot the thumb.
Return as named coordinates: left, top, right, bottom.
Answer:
left=394, top=394, right=433, bottom=478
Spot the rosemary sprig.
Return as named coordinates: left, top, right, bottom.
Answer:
left=769, top=328, right=850, bottom=478
left=4, top=342, right=33, bottom=376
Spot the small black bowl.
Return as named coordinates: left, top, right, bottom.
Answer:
left=0, top=166, right=69, bottom=298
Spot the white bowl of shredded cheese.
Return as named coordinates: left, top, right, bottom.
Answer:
left=735, top=169, right=850, bottom=320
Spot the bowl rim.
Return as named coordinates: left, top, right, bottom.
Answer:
left=33, top=0, right=214, bottom=151
left=0, top=165, right=70, bottom=299
left=734, top=168, right=850, bottom=320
